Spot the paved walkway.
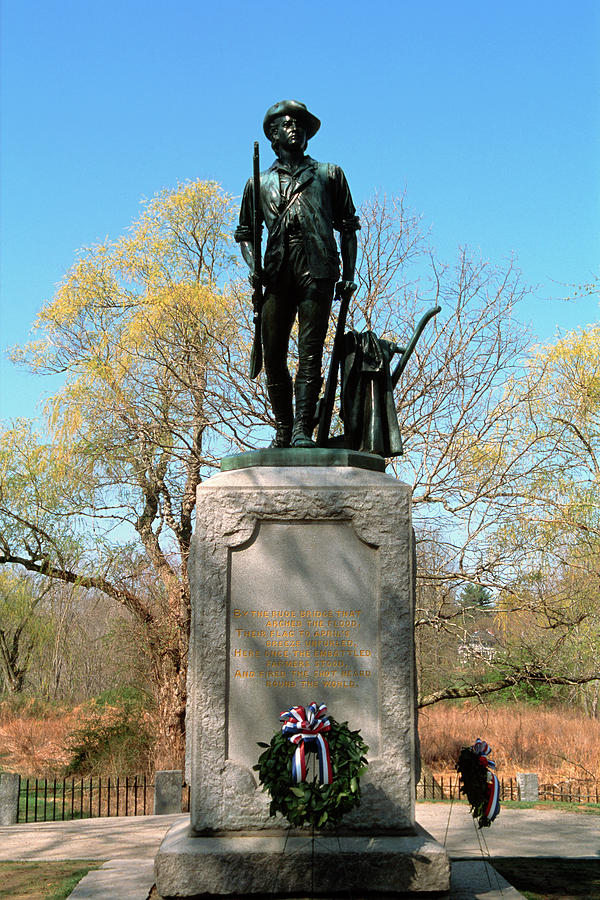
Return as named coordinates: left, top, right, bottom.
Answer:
left=68, top=859, right=156, bottom=899
left=416, top=801, right=600, bottom=858
left=0, top=813, right=181, bottom=860
left=3, top=806, right=594, bottom=862
left=2, top=805, right=598, bottom=898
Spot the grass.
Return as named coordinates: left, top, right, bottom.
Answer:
left=17, top=778, right=107, bottom=823
left=0, top=860, right=101, bottom=899
left=503, top=800, right=600, bottom=815
left=492, top=858, right=600, bottom=899
left=0, top=694, right=155, bottom=780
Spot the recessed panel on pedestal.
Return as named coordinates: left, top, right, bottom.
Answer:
left=228, top=520, right=379, bottom=765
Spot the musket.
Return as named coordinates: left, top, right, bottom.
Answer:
left=391, top=305, right=441, bottom=388
left=315, top=284, right=354, bottom=447
left=249, top=142, right=263, bottom=379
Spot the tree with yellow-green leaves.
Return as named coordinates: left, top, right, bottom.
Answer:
left=484, top=321, right=600, bottom=712
left=0, top=180, right=270, bottom=765
left=5, top=176, right=598, bottom=766
left=495, top=323, right=600, bottom=601
left=418, top=313, right=600, bottom=714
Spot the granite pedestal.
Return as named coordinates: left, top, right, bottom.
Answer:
left=155, top=453, right=449, bottom=897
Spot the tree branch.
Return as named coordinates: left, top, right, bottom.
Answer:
left=418, top=670, right=600, bottom=708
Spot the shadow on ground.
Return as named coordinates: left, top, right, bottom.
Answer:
left=491, top=858, right=600, bottom=899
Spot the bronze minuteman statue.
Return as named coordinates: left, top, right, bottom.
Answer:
left=235, top=100, right=360, bottom=448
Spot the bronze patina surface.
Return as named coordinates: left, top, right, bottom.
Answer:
left=235, top=100, right=359, bottom=450
left=236, top=101, right=440, bottom=458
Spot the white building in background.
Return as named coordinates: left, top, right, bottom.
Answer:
left=458, top=629, right=500, bottom=662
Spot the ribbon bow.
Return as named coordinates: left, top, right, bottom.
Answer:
left=472, top=738, right=500, bottom=824
left=280, top=701, right=332, bottom=785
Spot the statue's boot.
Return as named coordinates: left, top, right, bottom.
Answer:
left=291, top=377, right=322, bottom=448
left=267, top=378, right=293, bottom=448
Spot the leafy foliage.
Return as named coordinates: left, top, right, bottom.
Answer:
left=0, top=570, right=55, bottom=694
left=254, top=718, right=368, bottom=829
left=64, top=693, right=153, bottom=776
left=460, top=583, right=493, bottom=608
left=4, top=177, right=600, bottom=742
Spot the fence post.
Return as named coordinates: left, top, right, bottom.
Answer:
left=153, top=770, right=183, bottom=815
left=0, top=773, right=21, bottom=825
left=516, top=773, right=539, bottom=802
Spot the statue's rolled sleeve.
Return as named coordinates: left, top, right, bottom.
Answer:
left=331, top=166, right=361, bottom=234
left=340, top=214, right=361, bottom=233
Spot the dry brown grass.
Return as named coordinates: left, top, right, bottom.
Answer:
left=0, top=698, right=156, bottom=777
left=0, top=700, right=77, bottom=777
left=2, top=698, right=599, bottom=785
left=419, top=702, right=600, bottom=782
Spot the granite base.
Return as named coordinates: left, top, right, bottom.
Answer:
left=155, top=820, right=450, bottom=897
left=186, top=465, right=418, bottom=833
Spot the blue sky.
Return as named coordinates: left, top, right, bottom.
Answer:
left=1, top=0, right=599, bottom=420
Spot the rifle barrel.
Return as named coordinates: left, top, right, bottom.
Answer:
left=252, top=142, right=262, bottom=278
left=249, top=142, right=264, bottom=379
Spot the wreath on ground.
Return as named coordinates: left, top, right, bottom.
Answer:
left=456, top=738, right=500, bottom=828
left=254, top=703, right=369, bottom=829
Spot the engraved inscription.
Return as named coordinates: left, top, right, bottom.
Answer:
left=232, top=607, right=372, bottom=688
left=227, top=521, right=379, bottom=766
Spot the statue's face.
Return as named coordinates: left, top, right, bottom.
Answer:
left=274, top=115, right=307, bottom=153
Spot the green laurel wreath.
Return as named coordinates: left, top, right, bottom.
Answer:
left=253, top=717, right=369, bottom=828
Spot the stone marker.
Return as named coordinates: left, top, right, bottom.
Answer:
left=517, top=773, right=539, bottom=803
left=0, top=772, right=20, bottom=825
left=155, top=458, right=450, bottom=896
left=153, top=771, right=183, bottom=815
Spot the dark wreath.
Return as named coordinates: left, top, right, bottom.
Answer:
left=457, top=742, right=500, bottom=828
left=254, top=717, right=369, bottom=829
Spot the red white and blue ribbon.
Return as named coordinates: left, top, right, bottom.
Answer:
left=280, top=702, right=333, bottom=785
left=472, top=738, right=500, bottom=823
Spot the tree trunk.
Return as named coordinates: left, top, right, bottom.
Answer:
left=151, top=649, right=186, bottom=769
left=147, top=604, right=189, bottom=770
left=0, top=629, right=27, bottom=693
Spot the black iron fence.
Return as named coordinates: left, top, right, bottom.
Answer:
left=417, top=773, right=600, bottom=803
left=18, top=775, right=191, bottom=823
left=15, top=772, right=600, bottom=822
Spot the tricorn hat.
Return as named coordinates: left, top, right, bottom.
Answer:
left=263, top=100, right=321, bottom=140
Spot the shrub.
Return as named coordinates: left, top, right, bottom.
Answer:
left=92, top=685, right=151, bottom=709
left=64, top=692, right=154, bottom=777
